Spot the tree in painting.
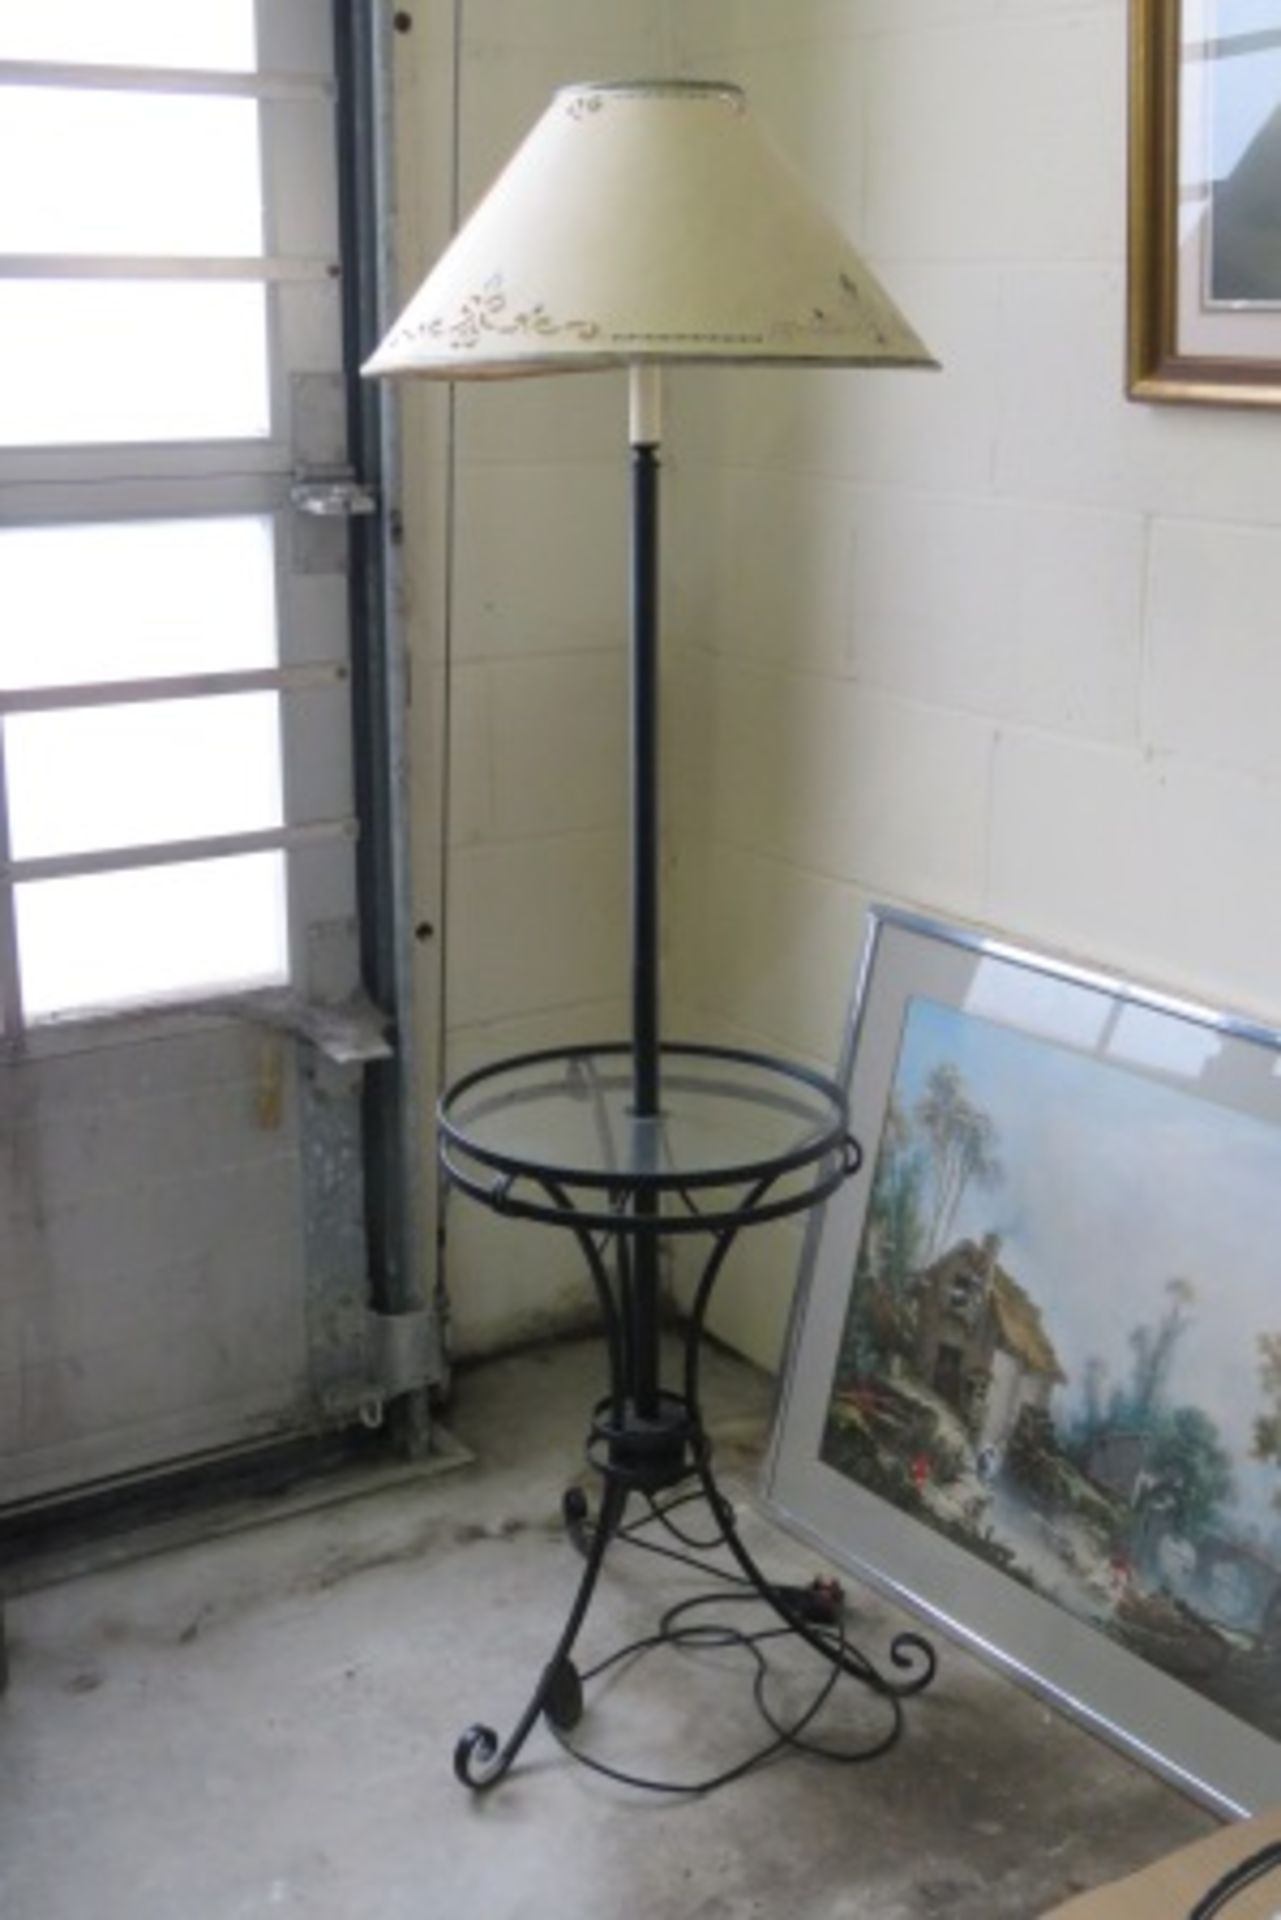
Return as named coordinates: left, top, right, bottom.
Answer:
left=915, top=1062, right=1003, bottom=1261
left=1144, top=1407, right=1235, bottom=1541
left=1070, top=1283, right=1207, bottom=1470
left=846, top=1094, right=927, bottom=1380
left=828, top=1062, right=1049, bottom=1522
left=1253, top=1331, right=1281, bottom=1498
left=855, top=1093, right=926, bottom=1296
left=1252, top=1332, right=1281, bottom=1648
left=1125, top=1278, right=1196, bottom=1433
left=1057, top=1282, right=1233, bottom=1576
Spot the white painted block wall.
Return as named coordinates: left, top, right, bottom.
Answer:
left=662, top=0, right=1281, bottom=1370
left=396, top=2, right=669, bottom=1355
left=406, top=0, right=1281, bottom=1367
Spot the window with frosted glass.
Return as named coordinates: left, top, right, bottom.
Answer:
left=7, top=695, right=284, bottom=861
left=0, top=518, right=279, bottom=690
left=0, top=0, right=329, bottom=1028
left=0, top=281, right=271, bottom=448
left=16, top=855, right=289, bottom=1019
left=0, top=91, right=263, bottom=258
left=0, top=0, right=256, bottom=71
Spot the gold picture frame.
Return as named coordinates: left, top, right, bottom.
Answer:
left=1129, top=0, right=1281, bottom=406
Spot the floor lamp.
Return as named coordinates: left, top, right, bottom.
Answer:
left=366, top=79, right=938, bottom=1792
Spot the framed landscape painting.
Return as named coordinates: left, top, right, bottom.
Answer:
left=764, top=909, right=1281, bottom=1814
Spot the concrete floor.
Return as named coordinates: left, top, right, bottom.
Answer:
left=0, top=1339, right=1218, bottom=1919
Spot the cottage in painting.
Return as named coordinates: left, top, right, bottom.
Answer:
left=911, top=1233, right=1065, bottom=1449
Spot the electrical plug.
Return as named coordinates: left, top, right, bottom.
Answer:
left=771, top=1575, right=845, bottom=1625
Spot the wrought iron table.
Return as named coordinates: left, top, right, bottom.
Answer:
left=439, top=1040, right=934, bottom=1791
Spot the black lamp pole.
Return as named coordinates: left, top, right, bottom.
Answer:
left=630, top=433, right=661, bottom=1122
left=628, top=371, right=663, bottom=1422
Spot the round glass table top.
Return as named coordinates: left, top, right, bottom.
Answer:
left=439, top=1042, right=849, bottom=1197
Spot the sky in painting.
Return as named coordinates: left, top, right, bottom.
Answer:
left=884, top=995, right=1281, bottom=1533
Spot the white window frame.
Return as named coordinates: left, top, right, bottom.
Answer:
left=0, top=0, right=360, bottom=1050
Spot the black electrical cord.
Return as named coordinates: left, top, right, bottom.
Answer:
left=547, top=1486, right=919, bottom=1795
left=548, top=1592, right=906, bottom=1794
left=620, top=1487, right=755, bottom=1565
left=1187, top=1839, right=1281, bottom=1919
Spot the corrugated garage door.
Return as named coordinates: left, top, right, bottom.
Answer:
left=0, top=0, right=427, bottom=1509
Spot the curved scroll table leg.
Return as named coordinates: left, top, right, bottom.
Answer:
left=681, top=1198, right=936, bottom=1703
left=454, top=1477, right=630, bottom=1790
left=691, top=1448, right=936, bottom=1700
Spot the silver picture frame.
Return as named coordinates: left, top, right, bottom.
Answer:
left=763, top=907, right=1281, bottom=1817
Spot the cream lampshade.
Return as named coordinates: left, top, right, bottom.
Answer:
left=365, top=78, right=935, bottom=379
